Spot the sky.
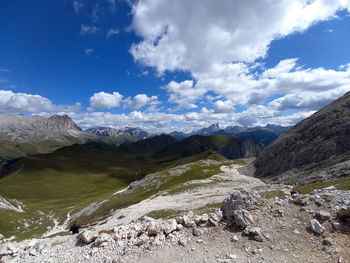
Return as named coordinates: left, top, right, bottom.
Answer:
left=0, top=0, right=350, bottom=132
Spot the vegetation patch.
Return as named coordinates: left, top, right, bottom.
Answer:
left=337, top=208, right=350, bottom=224
left=261, top=190, right=286, bottom=199
left=293, top=177, right=350, bottom=194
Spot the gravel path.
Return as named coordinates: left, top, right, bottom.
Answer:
left=96, top=164, right=265, bottom=231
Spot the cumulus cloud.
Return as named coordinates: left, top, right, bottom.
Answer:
left=0, top=90, right=81, bottom=113
left=123, top=94, right=160, bottom=110
left=129, top=0, right=350, bottom=118
left=80, top=25, right=99, bottom=36
left=213, top=100, right=234, bottom=113
left=130, top=0, right=349, bottom=74
left=162, top=80, right=207, bottom=110
left=89, top=91, right=123, bottom=110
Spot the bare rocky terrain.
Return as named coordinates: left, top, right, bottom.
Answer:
left=1, top=162, right=349, bottom=263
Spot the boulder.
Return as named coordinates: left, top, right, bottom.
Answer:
left=135, top=233, right=149, bottom=246
left=77, top=230, right=99, bottom=244
left=192, top=228, right=204, bottom=236
left=209, top=210, right=223, bottom=226
left=94, top=233, right=111, bottom=246
left=233, top=209, right=254, bottom=228
left=164, top=219, right=177, bottom=235
left=309, top=219, right=325, bottom=235
left=222, top=189, right=262, bottom=218
left=315, top=211, right=331, bottom=222
left=147, top=221, right=164, bottom=235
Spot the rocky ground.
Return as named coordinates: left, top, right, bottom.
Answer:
left=1, top=184, right=349, bottom=263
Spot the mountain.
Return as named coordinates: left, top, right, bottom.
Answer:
left=168, top=131, right=187, bottom=141
left=86, top=126, right=150, bottom=139
left=191, top=123, right=221, bottom=135
left=116, top=134, right=177, bottom=155
left=86, top=127, right=121, bottom=137
left=254, top=91, right=350, bottom=180
left=234, top=129, right=279, bottom=146
left=0, top=114, right=92, bottom=157
left=188, top=124, right=289, bottom=146
left=160, top=135, right=264, bottom=159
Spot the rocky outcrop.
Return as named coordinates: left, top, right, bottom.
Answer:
left=255, top=92, right=350, bottom=178
left=86, top=126, right=150, bottom=139
left=0, top=114, right=88, bottom=144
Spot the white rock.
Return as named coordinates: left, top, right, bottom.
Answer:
left=164, top=219, right=177, bottom=235
left=178, top=237, right=187, bottom=247
left=244, top=226, right=261, bottom=235
left=315, top=211, right=331, bottom=222
left=222, top=189, right=262, bottom=218
left=147, top=221, right=164, bottom=235
left=94, top=233, right=111, bottom=246
left=230, top=235, right=239, bottom=242
left=233, top=209, right=254, bottom=228
left=77, top=230, right=99, bottom=244
left=309, top=219, right=325, bottom=235
left=0, top=234, right=4, bottom=242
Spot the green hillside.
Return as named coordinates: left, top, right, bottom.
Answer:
left=159, top=135, right=242, bottom=157
left=0, top=134, right=252, bottom=240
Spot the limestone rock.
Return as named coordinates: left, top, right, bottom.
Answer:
left=222, top=189, right=262, bottom=218
left=164, top=219, right=177, bottom=235
left=94, top=233, right=111, bottom=246
left=77, top=230, right=99, bottom=244
left=309, top=219, right=325, bottom=235
left=147, top=221, right=164, bottom=235
left=315, top=211, right=331, bottom=222
left=233, top=209, right=254, bottom=228
left=255, top=92, right=350, bottom=179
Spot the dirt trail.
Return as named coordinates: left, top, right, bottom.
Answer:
left=96, top=164, right=265, bottom=231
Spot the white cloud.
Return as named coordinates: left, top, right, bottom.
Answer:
left=162, top=80, right=206, bottom=110
left=73, top=0, right=83, bottom=15
left=84, top=48, right=94, bottom=55
left=123, top=94, right=160, bottom=109
left=130, top=0, right=349, bottom=74
left=0, top=90, right=81, bottom=113
left=89, top=91, right=123, bottom=110
left=213, top=100, right=234, bottom=113
left=0, top=68, right=10, bottom=73
left=80, top=25, right=99, bottom=36
left=107, top=27, right=120, bottom=38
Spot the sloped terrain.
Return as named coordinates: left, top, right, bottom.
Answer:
left=255, top=91, right=350, bottom=179
left=0, top=134, right=262, bottom=240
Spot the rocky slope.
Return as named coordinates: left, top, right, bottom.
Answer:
left=86, top=127, right=150, bottom=139
left=255, top=91, right=350, bottom=180
left=1, top=185, right=349, bottom=263
left=0, top=114, right=92, bottom=157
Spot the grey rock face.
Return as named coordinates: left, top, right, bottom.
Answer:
left=86, top=126, right=150, bottom=139
left=77, top=230, right=99, bottom=244
left=218, top=139, right=265, bottom=159
left=255, top=91, right=350, bottom=178
left=0, top=114, right=88, bottom=144
left=222, top=189, right=262, bottom=218
left=309, top=219, right=325, bottom=235
left=233, top=209, right=254, bottom=228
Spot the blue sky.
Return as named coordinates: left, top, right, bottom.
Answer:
left=1, top=0, right=350, bottom=132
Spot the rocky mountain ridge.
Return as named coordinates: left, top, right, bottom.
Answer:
left=255, top=91, right=350, bottom=180
left=0, top=114, right=88, bottom=144
left=86, top=127, right=150, bottom=139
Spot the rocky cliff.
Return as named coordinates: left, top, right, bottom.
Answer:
left=254, top=91, right=350, bottom=178
left=0, top=114, right=88, bottom=143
